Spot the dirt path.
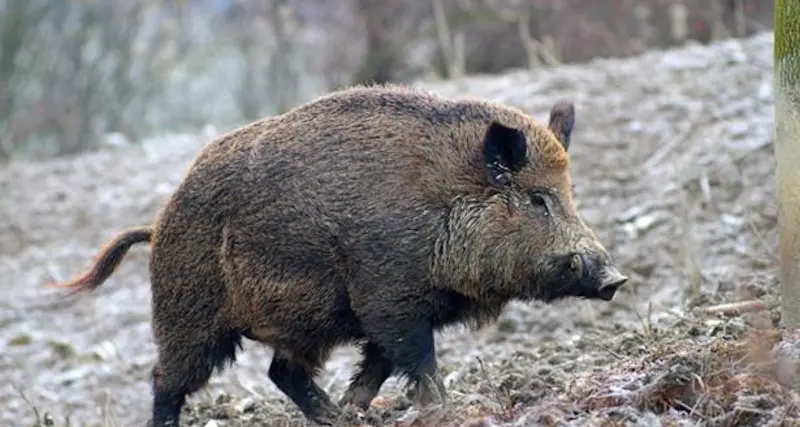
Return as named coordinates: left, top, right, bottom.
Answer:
left=0, top=32, right=782, bottom=427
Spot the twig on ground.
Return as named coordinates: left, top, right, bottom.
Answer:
left=748, top=216, right=779, bottom=262
left=633, top=301, right=659, bottom=342
left=679, top=187, right=703, bottom=299
left=643, top=118, right=705, bottom=171
left=102, top=390, right=118, bottom=427
left=475, top=356, right=512, bottom=410
left=12, top=383, right=43, bottom=426
left=702, top=300, right=766, bottom=316
left=235, top=372, right=266, bottom=399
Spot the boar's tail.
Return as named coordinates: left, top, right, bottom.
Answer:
left=46, top=226, right=153, bottom=295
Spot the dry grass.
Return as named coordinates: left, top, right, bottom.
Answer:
left=557, top=331, right=791, bottom=424
left=352, top=311, right=800, bottom=427
left=163, top=302, right=800, bottom=427
left=17, top=386, right=122, bottom=427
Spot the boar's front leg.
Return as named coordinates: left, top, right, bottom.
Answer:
left=339, top=341, right=394, bottom=409
left=360, top=315, right=447, bottom=408
left=268, top=353, right=342, bottom=425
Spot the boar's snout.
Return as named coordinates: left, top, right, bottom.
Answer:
left=569, top=252, right=628, bottom=301
left=596, top=263, right=628, bottom=301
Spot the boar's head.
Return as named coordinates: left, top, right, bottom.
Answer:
left=435, top=101, right=628, bottom=304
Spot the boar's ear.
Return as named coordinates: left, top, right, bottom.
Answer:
left=547, top=101, right=576, bottom=152
left=482, top=122, right=528, bottom=187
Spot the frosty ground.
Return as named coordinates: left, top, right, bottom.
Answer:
left=2, top=31, right=798, bottom=426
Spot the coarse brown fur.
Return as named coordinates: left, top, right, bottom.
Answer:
left=49, top=83, right=628, bottom=426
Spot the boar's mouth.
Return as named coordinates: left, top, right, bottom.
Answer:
left=595, top=279, right=625, bottom=301
left=596, top=286, right=619, bottom=301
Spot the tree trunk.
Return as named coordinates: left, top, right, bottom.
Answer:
left=0, top=0, right=28, bottom=122
left=774, top=0, right=800, bottom=330
left=353, top=0, right=400, bottom=85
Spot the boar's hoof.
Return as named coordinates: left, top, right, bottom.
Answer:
left=306, top=403, right=344, bottom=426
left=339, top=388, right=375, bottom=411
left=411, top=374, right=448, bottom=407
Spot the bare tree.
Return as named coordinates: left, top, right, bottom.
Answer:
left=267, top=0, right=300, bottom=115
left=0, top=0, right=52, bottom=157
left=0, top=0, right=777, bottom=161
left=0, top=0, right=184, bottom=158
left=229, top=0, right=268, bottom=121
left=431, top=0, right=466, bottom=79
left=353, top=0, right=406, bottom=84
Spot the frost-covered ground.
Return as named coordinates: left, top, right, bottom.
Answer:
left=2, top=31, right=798, bottom=427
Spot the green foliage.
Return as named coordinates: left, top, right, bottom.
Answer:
left=775, top=0, right=800, bottom=89
left=775, top=0, right=800, bottom=64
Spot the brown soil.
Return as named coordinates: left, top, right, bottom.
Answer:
left=3, top=31, right=797, bottom=427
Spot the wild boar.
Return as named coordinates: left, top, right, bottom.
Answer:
left=49, top=84, right=628, bottom=426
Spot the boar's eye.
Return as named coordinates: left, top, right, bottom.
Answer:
left=530, top=192, right=551, bottom=216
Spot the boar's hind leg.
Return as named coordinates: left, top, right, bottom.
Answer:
left=339, top=341, right=394, bottom=409
left=361, top=317, right=447, bottom=408
left=150, top=328, right=242, bottom=427
left=268, top=352, right=342, bottom=425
